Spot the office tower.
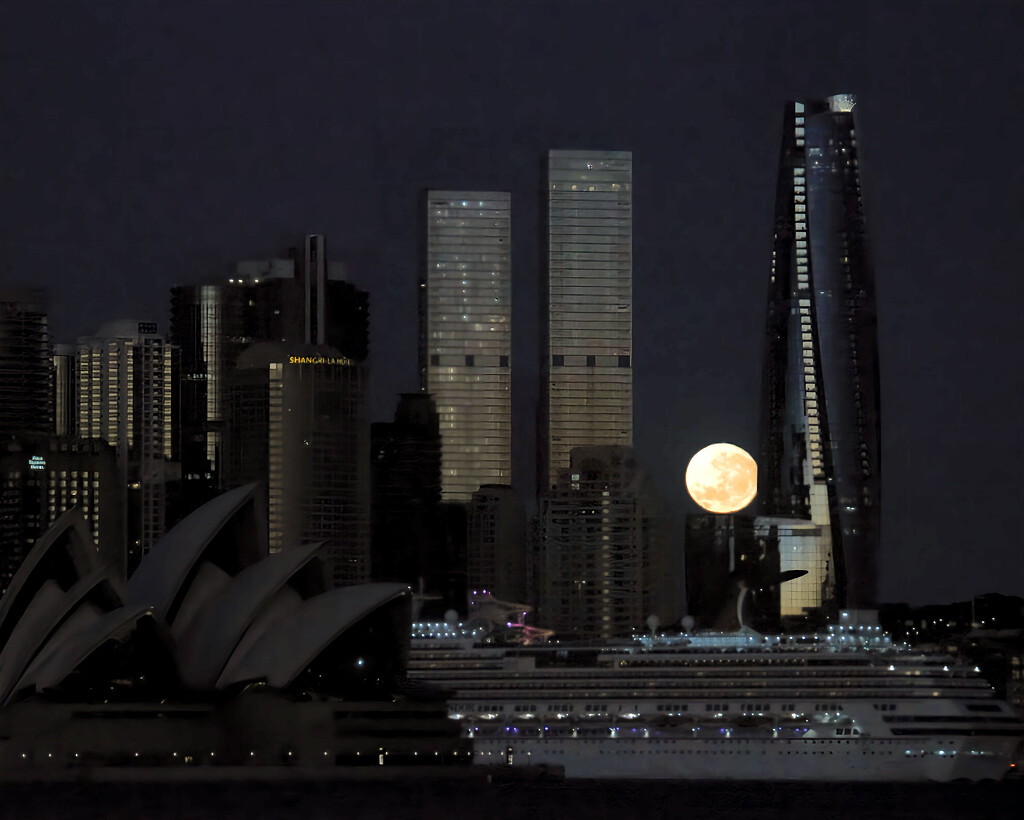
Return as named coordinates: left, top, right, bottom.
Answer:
left=540, top=150, right=633, bottom=493
left=76, top=321, right=180, bottom=573
left=53, top=345, right=76, bottom=437
left=225, top=343, right=370, bottom=586
left=540, top=446, right=672, bottom=639
left=466, top=485, right=527, bottom=604
left=171, top=269, right=288, bottom=512
left=170, top=240, right=368, bottom=513
left=758, top=94, right=882, bottom=617
left=0, top=287, right=52, bottom=439
left=420, top=192, right=512, bottom=502
left=370, top=393, right=444, bottom=590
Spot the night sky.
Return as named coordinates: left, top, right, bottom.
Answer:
left=2, top=1, right=1022, bottom=606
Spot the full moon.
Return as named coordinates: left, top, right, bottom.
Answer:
left=685, top=443, right=757, bottom=514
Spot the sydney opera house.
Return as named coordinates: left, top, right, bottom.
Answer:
left=0, top=484, right=469, bottom=778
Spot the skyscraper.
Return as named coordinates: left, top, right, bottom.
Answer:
left=466, top=484, right=527, bottom=604
left=76, top=320, right=180, bottom=573
left=758, top=94, right=882, bottom=617
left=540, top=150, right=633, bottom=492
left=420, top=191, right=512, bottom=502
left=225, top=343, right=370, bottom=586
left=540, top=446, right=672, bottom=639
left=53, top=345, right=76, bottom=438
left=170, top=239, right=368, bottom=514
left=0, top=287, right=52, bottom=439
left=370, top=393, right=445, bottom=591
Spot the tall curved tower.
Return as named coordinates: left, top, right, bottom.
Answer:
left=758, top=95, right=881, bottom=616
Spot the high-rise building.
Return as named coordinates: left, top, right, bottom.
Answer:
left=170, top=239, right=368, bottom=515
left=540, top=151, right=633, bottom=492
left=539, top=446, right=673, bottom=639
left=76, top=321, right=180, bottom=573
left=53, top=345, right=76, bottom=438
left=466, top=484, right=527, bottom=604
left=225, top=343, right=370, bottom=586
left=0, top=287, right=52, bottom=439
left=758, top=94, right=882, bottom=617
left=370, top=393, right=444, bottom=591
left=420, top=192, right=512, bottom=502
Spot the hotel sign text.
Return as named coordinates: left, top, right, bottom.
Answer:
left=288, top=356, right=355, bottom=366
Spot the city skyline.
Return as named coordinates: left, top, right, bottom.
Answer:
left=2, top=1, right=1022, bottom=606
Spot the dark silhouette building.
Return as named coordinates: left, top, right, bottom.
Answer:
left=170, top=236, right=368, bottom=516
left=224, top=343, right=370, bottom=586
left=0, top=287, right=52, bottom=440
left=370, top=393, right=444, bottom=593
left=758, top=94, right=882, bottom=618
left=466, top=484, right=527, bottom=604
left=539, top=446, right=675, bottom=639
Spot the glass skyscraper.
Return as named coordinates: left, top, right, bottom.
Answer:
left=758, top=94, right=881, bottom=616
left=421, top=191, right=512, bottom=502
left=540, top=150, right=633, bottom=493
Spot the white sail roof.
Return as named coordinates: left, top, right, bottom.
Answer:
left=217, top=582, right=407, bottom=689
left=175, top=542, right=325, bottom=690
left=127, top=483, right=264, bottom=623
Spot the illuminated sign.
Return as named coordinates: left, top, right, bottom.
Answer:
left=28, top=456, right=45, bottom=471
left=288, top=356, right=354, bottom=366
left=138, top=322, right=158, bottom=334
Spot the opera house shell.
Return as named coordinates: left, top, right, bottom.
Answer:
left=0, top=484, right=469, bottom=778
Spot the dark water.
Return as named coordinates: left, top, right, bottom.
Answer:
left=3, top=779, right=1022, bottom=820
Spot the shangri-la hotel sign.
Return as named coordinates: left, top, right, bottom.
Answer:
left=288, top=355, right=355, bottom=366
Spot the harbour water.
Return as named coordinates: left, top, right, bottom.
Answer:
left=3, top=779, right=1022, bottom=820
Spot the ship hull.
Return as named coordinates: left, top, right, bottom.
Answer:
left=472, top=735, right=1018, bottom=782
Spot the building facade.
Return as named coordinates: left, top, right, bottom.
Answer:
left=758, top=95, right=882, bottom=617
left=466, top=484, right=527, bottom=605
left=52, top=345, right=76, bottom=438
left=370, top=393, right=445, bottom=592
left=226, top=343, right=370, bottom=586
left=0, top=287, right=52, bottom=440
left=0, top=435, right=123, bottom=592
left=170, top=239, right=368, bottom=516
left=540, top=446, right=672, bottom=639
left=540, top=150, right=633, bottom=493
left=420, top=191, right=512, bottom=502
left=76, top=321, right=179, bottom=573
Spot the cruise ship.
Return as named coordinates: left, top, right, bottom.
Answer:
left=407, top=614, right=1024, bottom=782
